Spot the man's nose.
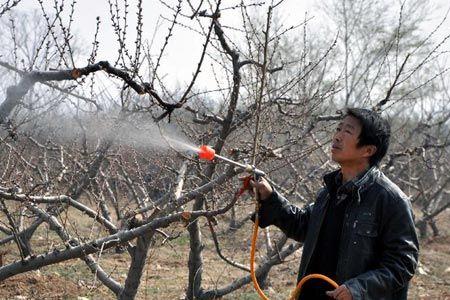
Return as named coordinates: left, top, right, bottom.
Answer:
left=333, top=132, right=341, bottom=142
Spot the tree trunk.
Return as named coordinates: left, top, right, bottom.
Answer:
left=118, top=232, right=154, bottom=300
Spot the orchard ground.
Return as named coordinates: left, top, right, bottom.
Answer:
left=1, top=204, right=449, bottom=300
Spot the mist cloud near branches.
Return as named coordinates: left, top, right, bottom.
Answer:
left=21, top=113, right=197, bottom=153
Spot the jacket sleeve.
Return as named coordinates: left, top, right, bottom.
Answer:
left=344, top=196, right=419, bottom=300
left=252, top=190, right=313, bottom=242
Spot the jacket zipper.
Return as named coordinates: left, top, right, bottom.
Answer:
left=337, top=188, right=361, bottom=279
left=302, top=193, right=330, bottom=276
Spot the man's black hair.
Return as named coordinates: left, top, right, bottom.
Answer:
left=346, top=108, right=391, bottom=166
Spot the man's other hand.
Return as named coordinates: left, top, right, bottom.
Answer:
left=325, top=285, right=353, bottom=300
left=249, top=177, right=273, bottom=201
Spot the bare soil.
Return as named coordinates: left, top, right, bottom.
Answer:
left=1, top=207, right=449, bottom=300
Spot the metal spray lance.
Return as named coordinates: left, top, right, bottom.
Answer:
left=197, top=145, right=266, bottom=178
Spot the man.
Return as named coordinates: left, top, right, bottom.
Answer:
left=251, top=108, right=419, bottom=300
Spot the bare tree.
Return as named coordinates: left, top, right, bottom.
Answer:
left=0, top=0, right=449, bottom=299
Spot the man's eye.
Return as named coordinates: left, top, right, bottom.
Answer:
left=336, top=127, right=341, bottom=132
left=345, top=130, right=352, bottom=134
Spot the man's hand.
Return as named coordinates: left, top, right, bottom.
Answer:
left=249, top=177, right=273, bottom=201
left=325, top=285, right=353, bottom=300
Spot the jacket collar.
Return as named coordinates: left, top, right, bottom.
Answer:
left=323, top=166, right=379, bottom=196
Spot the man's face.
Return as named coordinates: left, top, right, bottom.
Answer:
left=331, top=115, right=374, bottom=166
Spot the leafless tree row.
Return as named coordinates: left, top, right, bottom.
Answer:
left=0, top=0, right=449, bottom=299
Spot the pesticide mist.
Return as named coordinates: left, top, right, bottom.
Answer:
left=21, top=112, right=199, bottom=154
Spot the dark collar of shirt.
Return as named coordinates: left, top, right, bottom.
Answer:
left=324, top=168, right=371, bottom=205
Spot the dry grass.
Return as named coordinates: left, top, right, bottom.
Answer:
left=1, top=204, right=449, bottom=300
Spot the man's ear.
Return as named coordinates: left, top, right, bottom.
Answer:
left=363, top=145, right=377, bottom=158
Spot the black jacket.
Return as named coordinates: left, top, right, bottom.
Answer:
left=257, top=167, right=419, bottom=300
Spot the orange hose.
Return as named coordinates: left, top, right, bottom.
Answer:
left=250, top=210, right=339, bottom=300
left=289, top=273, right=339, bottom=300
left=250, top=210, right=270, bottom=300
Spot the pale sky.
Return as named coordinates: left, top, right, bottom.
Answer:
left=14, top=0, right=450, bottom=91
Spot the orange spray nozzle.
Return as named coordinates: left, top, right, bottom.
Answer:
left=198, top=145, right=216, bottom=161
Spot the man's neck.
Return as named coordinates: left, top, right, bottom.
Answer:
left=340, top=162, right=371, bottom=183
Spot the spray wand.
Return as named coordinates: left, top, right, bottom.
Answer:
left=198, top=145, right=266, bottom=178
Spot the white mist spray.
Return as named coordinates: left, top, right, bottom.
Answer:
left=22, top=112, right=200, bottom=154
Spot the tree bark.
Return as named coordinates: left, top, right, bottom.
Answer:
left=118, top=232, right=154, bottom=300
